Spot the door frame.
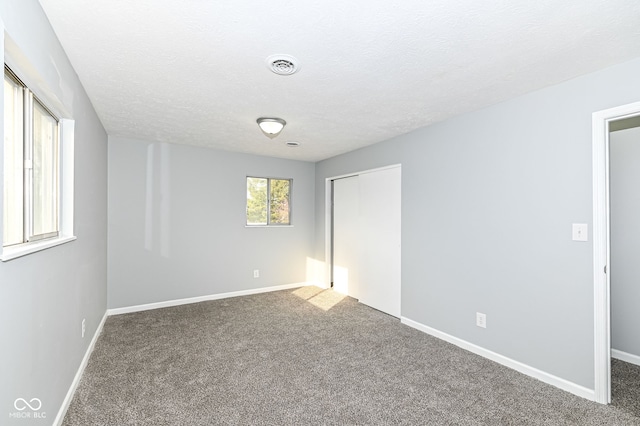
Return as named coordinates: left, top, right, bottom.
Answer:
left=592, top=100, right=640, bottom=404
left=324, top=164, right=402, bottom=289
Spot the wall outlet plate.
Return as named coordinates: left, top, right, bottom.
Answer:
left=476, top=312, right=487, bottom=328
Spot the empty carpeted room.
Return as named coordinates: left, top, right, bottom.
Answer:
left=2, top=1, right=640, bottom=425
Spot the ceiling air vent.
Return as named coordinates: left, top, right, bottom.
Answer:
left=266, top=55, right=300, bottom=76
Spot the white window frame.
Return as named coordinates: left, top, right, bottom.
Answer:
left=5, top=66, right=61, bottom=242
left=245, top=176, right=293, bottom=227
left=0, top=32, right=76, bottom=261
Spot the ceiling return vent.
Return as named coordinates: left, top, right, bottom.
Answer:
left=266, top=54, right=300, bottom=75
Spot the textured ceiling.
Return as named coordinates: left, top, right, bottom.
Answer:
left=39, top=0, right=640, bottom=162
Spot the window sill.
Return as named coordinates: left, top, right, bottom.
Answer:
left=245, top=225, right=294, bottom=228
left=1, top=235, right=77, bottom=261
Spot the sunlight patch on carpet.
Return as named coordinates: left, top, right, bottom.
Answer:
left=291, top=286, right=346, bottom=311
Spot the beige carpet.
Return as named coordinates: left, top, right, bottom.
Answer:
left=64, top=287, right=640, bottom=425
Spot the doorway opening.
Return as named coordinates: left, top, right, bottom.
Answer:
left=592, top=101, right=640, bottom=404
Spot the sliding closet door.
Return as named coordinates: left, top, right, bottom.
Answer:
left=358, top=167, right=401, bottom=317
left=332, top=166, right=401, bottom=317
left=332, top=176, right=360, bottom=299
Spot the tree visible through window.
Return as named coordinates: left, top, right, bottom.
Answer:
left=246, top=177, right=291, bottom=226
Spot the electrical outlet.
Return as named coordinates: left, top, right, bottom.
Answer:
left=476, top=312, right=487, bottom=329
left=253, top=269, right=260, bottom=278
left=82, top=318, right=86, bottom=338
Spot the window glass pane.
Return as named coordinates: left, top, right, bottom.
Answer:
left=3, top=75, right=24, bottom=246
left=246, top=177, right=267, bottom=225
left=32, top=100, right=58, bottom=238
left=270, top=179, right=290, bottom=225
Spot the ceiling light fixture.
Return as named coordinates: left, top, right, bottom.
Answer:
left=257, top=117, right=286, bottom=139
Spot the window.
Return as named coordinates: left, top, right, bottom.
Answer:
left=246, top=177, right=292, bottom=226
left=3, top=65, right=64, bottom=251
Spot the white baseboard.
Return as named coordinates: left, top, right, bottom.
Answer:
left=53, top=312, right=108, bottom=426
left=400, top=316, right=596, bottom=402
left=612, top=348, right=640, bottom=367
left=108, top=282, right=312, bottom=316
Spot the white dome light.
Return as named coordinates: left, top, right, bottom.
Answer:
left=257, top=117, right=286, bottom=139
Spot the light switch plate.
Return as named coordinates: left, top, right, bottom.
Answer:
left=572, top=223, right=588, bottom=242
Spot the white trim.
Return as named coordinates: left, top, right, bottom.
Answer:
left=53, top=312, right=108, bottom=426
left=592, top=100, right=640, bottom=404
left=108, top=282, right=312, bottom=315
left=401, top=317, right=596, bottom=401
left=324, top=178, right=332, bottom=288
left=60, top=119, right=75, bottom=237
left=245, top=225, right=294, bottom=228
left=0, top=20, right=5, bottom=255
left=329, top=163, right=402, bottom=181
left=592, top=107, right=611, bottom=404
left=0, top=235, right=76, bottom=261
left=611, top=349, right=640, bottom=367
left=1, top=35, right=76, bottom=261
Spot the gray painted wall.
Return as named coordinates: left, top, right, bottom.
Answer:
left=0, top=1, right=108, bottom=424
left=314, top=58, right=640, bottom=390
left=610, top=125, right=640, bottom=359
left=2, top=2, right=639, bottom=416
left=108, top=137, right=315, bottom=309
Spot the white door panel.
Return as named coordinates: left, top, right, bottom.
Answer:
left=332, top=176, right=360, bottom=298
left=332, top=166, right=401, bottom=317
left=358, top=167, right=401, bottom=317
